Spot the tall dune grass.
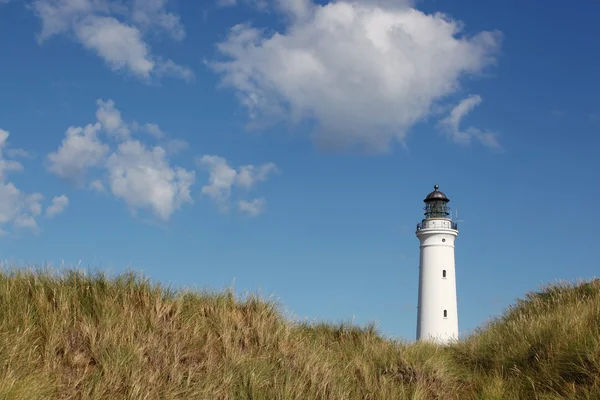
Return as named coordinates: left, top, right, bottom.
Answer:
left=0, top=268, right=598, bottom=399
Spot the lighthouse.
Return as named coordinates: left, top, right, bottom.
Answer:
left=416, top=185, right=459, bottom=344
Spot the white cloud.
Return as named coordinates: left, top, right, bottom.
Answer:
left=274, top=0, right=314, bottom=20
left=27, top=193, right=44, bottom=216
left=0, top=159, right=24, bottom=181
left=153, top=58, right=195, bottom=82
left=238, top=197, right=266, bottom=217
left=13, top=214, right=40, bottom=232
left=0, top=188, right=45, bottom=234
left=47, top=99, right=197, bottom=220
left=131, top=0, right=185, bottom=40
left=0, top=130, right=46, bottom=235
left=90, top=179, right=105, bottom=192
left=197, top=155, right=277, bottom=213
left=47, top=98, right=187, bottom=184
left=134, top=122, right=189, bottom=154
left=46, top=99, right=277, bottom=221
left=32, top=0, right=109, bottom=40
left=96, top=98, right=130, bottom=139
left=0, top=129, right=25, bottom=181
left=438, top=94, right=501, bottom=149
left=106, top=140, right=195, bottom=220
left=236, top=162, right=278, bottom=189
left=211, top=1, right=501, bottom=152
left=141, top=123, right=165, bottom=138
left=165, top=139, right=189, bottom=155
left=46, top=122, right=109, bottom=184
left=196, top=155, right=238, bottom=211
left=217, top=0, right=268, bottom=10
left=75, top=16, right=155, bottom=78
left=96, top=100, right=189, bottom=151
left=0, top=130, right=24, bottom=180
left=6, top=148, right=34, bottom=159
left=217, top=0, right=237, bottom=6
left=32, top=0, right=193, bottom=81
left=45, top=195, right=69, bottom=218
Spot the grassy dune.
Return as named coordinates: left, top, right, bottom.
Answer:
left=0, top=268, right=598, bottom=399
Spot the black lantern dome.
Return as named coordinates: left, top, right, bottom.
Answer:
left=423, top=185, right=450, bottom=219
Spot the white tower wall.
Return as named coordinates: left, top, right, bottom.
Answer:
left=416, top=222, right=459, bottom=344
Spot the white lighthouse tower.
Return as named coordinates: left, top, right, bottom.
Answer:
left=416, top=185, right=459, bottom=344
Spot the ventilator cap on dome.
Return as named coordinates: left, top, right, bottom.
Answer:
left=424, top=185, right=449, bottom=203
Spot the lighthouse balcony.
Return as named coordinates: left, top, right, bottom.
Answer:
left=417, top=220, right=458, bottom=231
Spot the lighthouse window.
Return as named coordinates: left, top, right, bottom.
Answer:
left=442, top=238, right=446, bottom=243
left=443, top=310, right=448, bottom=318
left=442, top=270, right=447, bottom=278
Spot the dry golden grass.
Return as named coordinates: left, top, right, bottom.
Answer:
left=0, top=268, right=598, bottom=399
left=452, top=279, right=600, bottom=399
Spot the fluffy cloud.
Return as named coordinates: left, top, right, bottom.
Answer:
left=32, top=0, right=193, bottom=81
left=0, top=184, right=43, bottom=234
left=47, top=99, right=277, bottom=220
left=106, top=140, right=194, bottom=220
left=217, top=0, right=268, bottom=10
left=45, top=195, right=69, bottom=218
left=211, top=1, right=501, bottom=152
left=131, top=0, right=185, bottom=40
left=129, top=123, right=190, bottom=156
left=47, top=99, right=196, bottom=220
left=46, top=123, right=109, bottom=185
left=90, top=179, right=105, bottom=192
left=274, top=0, right=314, bottom=19
left=197, top=155, right=277, bottom=215
left=96, top=99, right=130, bottom=139
left=140, top=123, right=165, bottom=138
left=236, top=163, right=278, bottom=189
left=0, top=129, right=65, bottom=235
left=6, top=148, right=33, bottom=159
left=238, top=197, right=266, bottom=217
left=0, top=130, right=24, bottom=182
left=165, top=139, right=189, bottom=155
left=438, top=95, right=501, bottom=149
left=75, top=16, right=156, bottom=78
left=196, top=155, right=237, bottom=209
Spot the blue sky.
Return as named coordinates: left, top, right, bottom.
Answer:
left=1, top=0, right=599, bottom=341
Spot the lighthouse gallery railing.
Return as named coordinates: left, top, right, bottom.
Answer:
left=416, top=221, right=458, bottom=230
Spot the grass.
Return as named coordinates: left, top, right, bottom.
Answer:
left=0, top=268, right=598, bottom=399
